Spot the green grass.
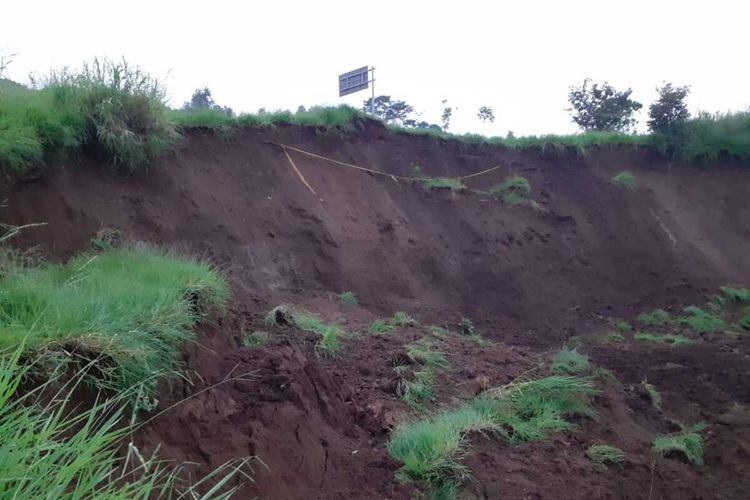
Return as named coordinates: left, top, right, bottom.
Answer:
left=392, top=311, right=417, bottom=327
left=652, top=425, right=705, bottom=465
left=170, top=104, right=362, bottom=130
left=291, top=312, right=346, bottom=356
left=396, top=339, right=449, bottom=405
left=637, top=308, right=671, bottom=326
left=586, top=445, right=626, bottom=466
left=551, top=347, right=590, bottom=374
left=484, top=175, right=532, bottom=205
left=338, top=291, right=358, bottom=306
left=242, top=331, right=269, bottom=347
left=0, top=59, right=180, bottom=174
left=429, top=326, right=452, bottom=337
left=0, top=345, right=250, bottom=498
left=634, top=332, right=694, bottom=346
left=370, top=319, right=396, bottom=334
left=640, top=379, right=662, bottom=411
left=387, top=376, right=595, bottom=497
left=0, top=246, right=228, bottom=401
left=679, top=306, right=726, bottom=334
left=720, top=286, right=750, bottom=303
left=599, top=332, right=627, bottom=343
left=420, top=177, right=466, bottom=192
left=613, top=320, right=632, bottom=332
left=739, top=314, right=750, bottom=331
left=611, top=170, right=637, bottom=190
left=653, top=111, right=750, bottom=163
left=406, top=338, right=449, bottom=368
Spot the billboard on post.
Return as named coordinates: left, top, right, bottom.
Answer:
left=338, top=66, right=369, bottom=97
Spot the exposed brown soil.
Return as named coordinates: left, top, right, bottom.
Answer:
left=2, top=119, right=750, bottom=499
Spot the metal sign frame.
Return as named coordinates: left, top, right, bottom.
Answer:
left=338, top=66, right=375, bottom=114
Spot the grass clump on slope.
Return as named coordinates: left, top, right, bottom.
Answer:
left=387, top=375, right=596, bottom=498
left=652, top=424, right=706, bottom=465
left=586, top=444, right=626, bottom=466
left=484, top=175, right=533, bottom=205
left=0, top=246, right=228, bottom=401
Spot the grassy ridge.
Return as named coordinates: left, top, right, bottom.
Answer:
left=2, top=60, right=750, bottom=174
left=0, top=246, right=228, bottom=401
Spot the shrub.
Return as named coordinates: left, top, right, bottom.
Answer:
left=42, top=58, right=179, bottom=172
left=551, top=347, right=590, bottom=374
left=611, top=170, right=637, bottom=190
left=653, top=111, right=750, bottom=163
left=637, top=308, right=671, bottom=326
left=338, top=291, right=358, bottom=306
left=648, top=83, right=690, bottom=133
left=653, top=425, right=705, bottom=465
left=0, top=246, right=228, bottom=402
left=586, top=445, right=627, bottom=466
left=459, top=317, right=475, bottom=336
left=568, top=78, right=642, bottom=132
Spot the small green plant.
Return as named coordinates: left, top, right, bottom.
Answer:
left=338, top=291, right=358, bottom=306
left=613, top=320, right=632, bottom=332
left=242, top=331, right=269, bottom=347
left=392, top=311, right=417, bottom=327
left=406, top=338, right=449, bottom=368
left=551, top=347, right=590, bottom=374
left=652, top=425, right=705, bottom=465
left=599, top=332, right=627, bottom=343
left=586, top=445, right=626, bottom=466
left=411, top=165, right=427, bottom=178
left=739, top=314, right=750, bottom=331
left=611, top=170, right=637, bottom=190
left=459, top=317, right=475, bottom=336
left=387, top=375, right=595, bottom=498
left=679, top=306, right=725, bottom=334
left=264, top=304, right=293, bottom=327
left=397, top=366, right=437, bottom=405
left=90, top=227, right=123, bottom=251
left=293, top=312, right=346, bottom=356
left=370, top=319, right=395, bottom=334
left=485, top=175, right=532, bottom=205
left=634, top=332, right=693, bottom=346
left=430, top=326, right=452, bottom=337
left=421, top=177, right=466, bottom=192
left=637, top=308, right=671, bottom=326
left=640, top=379, right=662, bottom=411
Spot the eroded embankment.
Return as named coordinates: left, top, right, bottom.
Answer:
left=3, top=121, right=750, bottom=498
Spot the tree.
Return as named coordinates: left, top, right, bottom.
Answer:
left=362, top=95, right=415, bottom=125
left=648, top=83, right=690, bottom=132
left=567, top=79, right=642, bottom=132
left=182, top=87, right=234, bottom=116
left=477, top=106, right=495, bottom=123
left=441, top=100, right=453, bottom=131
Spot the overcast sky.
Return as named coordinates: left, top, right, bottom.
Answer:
left=3, top=0, right=749, bottom=136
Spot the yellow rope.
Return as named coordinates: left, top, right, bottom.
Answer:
left=266, top=140, right=506, bottom=191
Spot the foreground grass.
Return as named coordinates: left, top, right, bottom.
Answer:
left=0, top=345, right=250, bottom=498
left=387, top=376, right=596, bottom=497
left=0, top=246, right=228, bottom=402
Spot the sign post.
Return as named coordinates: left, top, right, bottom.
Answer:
left=338, top=66, right=376, bottom=115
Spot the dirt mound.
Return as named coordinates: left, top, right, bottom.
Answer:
left=3, top=121, right=750, bottom=498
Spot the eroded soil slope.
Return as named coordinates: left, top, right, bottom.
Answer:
left=3, top=120, right=750, bottom=499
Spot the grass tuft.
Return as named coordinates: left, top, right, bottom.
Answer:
left=242, top=331, right=269, bottom=347
left=388, top=375, right=595, bottom=497
left=292, top=312, right=346, bottom=357
left=653, top=425, right=705, bottom=465
left=586, top=444, right=626, bottom=466
left=720, top=286, right=750, bottom=304
left=338, top=291, right=358, bottom=306
left=392, top=311, right=418, bottom=327
left=679, top=306, right=726, bottom=334
left=370, top=319, right=396, bottom=334
left=551, top=347, right=590, bottom=374
left=637, top=308, right=671, bottom=326
left=611, top=170, right=637, bottom=190
left=613, top=320, right=632, bottom=332
left=599, top=332, right=627, bottom=344
left=640, top=379, right=663, bottom=411
left=420, top=177, right=466, bottom=192
left=484, top=175, right=533, bottom=205
left=634, top=332, right=693, bottom=346
left=0, top=246, right=228, bottom=402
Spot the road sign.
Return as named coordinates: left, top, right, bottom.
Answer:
left=338, top=66, right=369, bottom=97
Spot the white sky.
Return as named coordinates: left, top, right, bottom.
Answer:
left=3, top=0, right=749, bottom=136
